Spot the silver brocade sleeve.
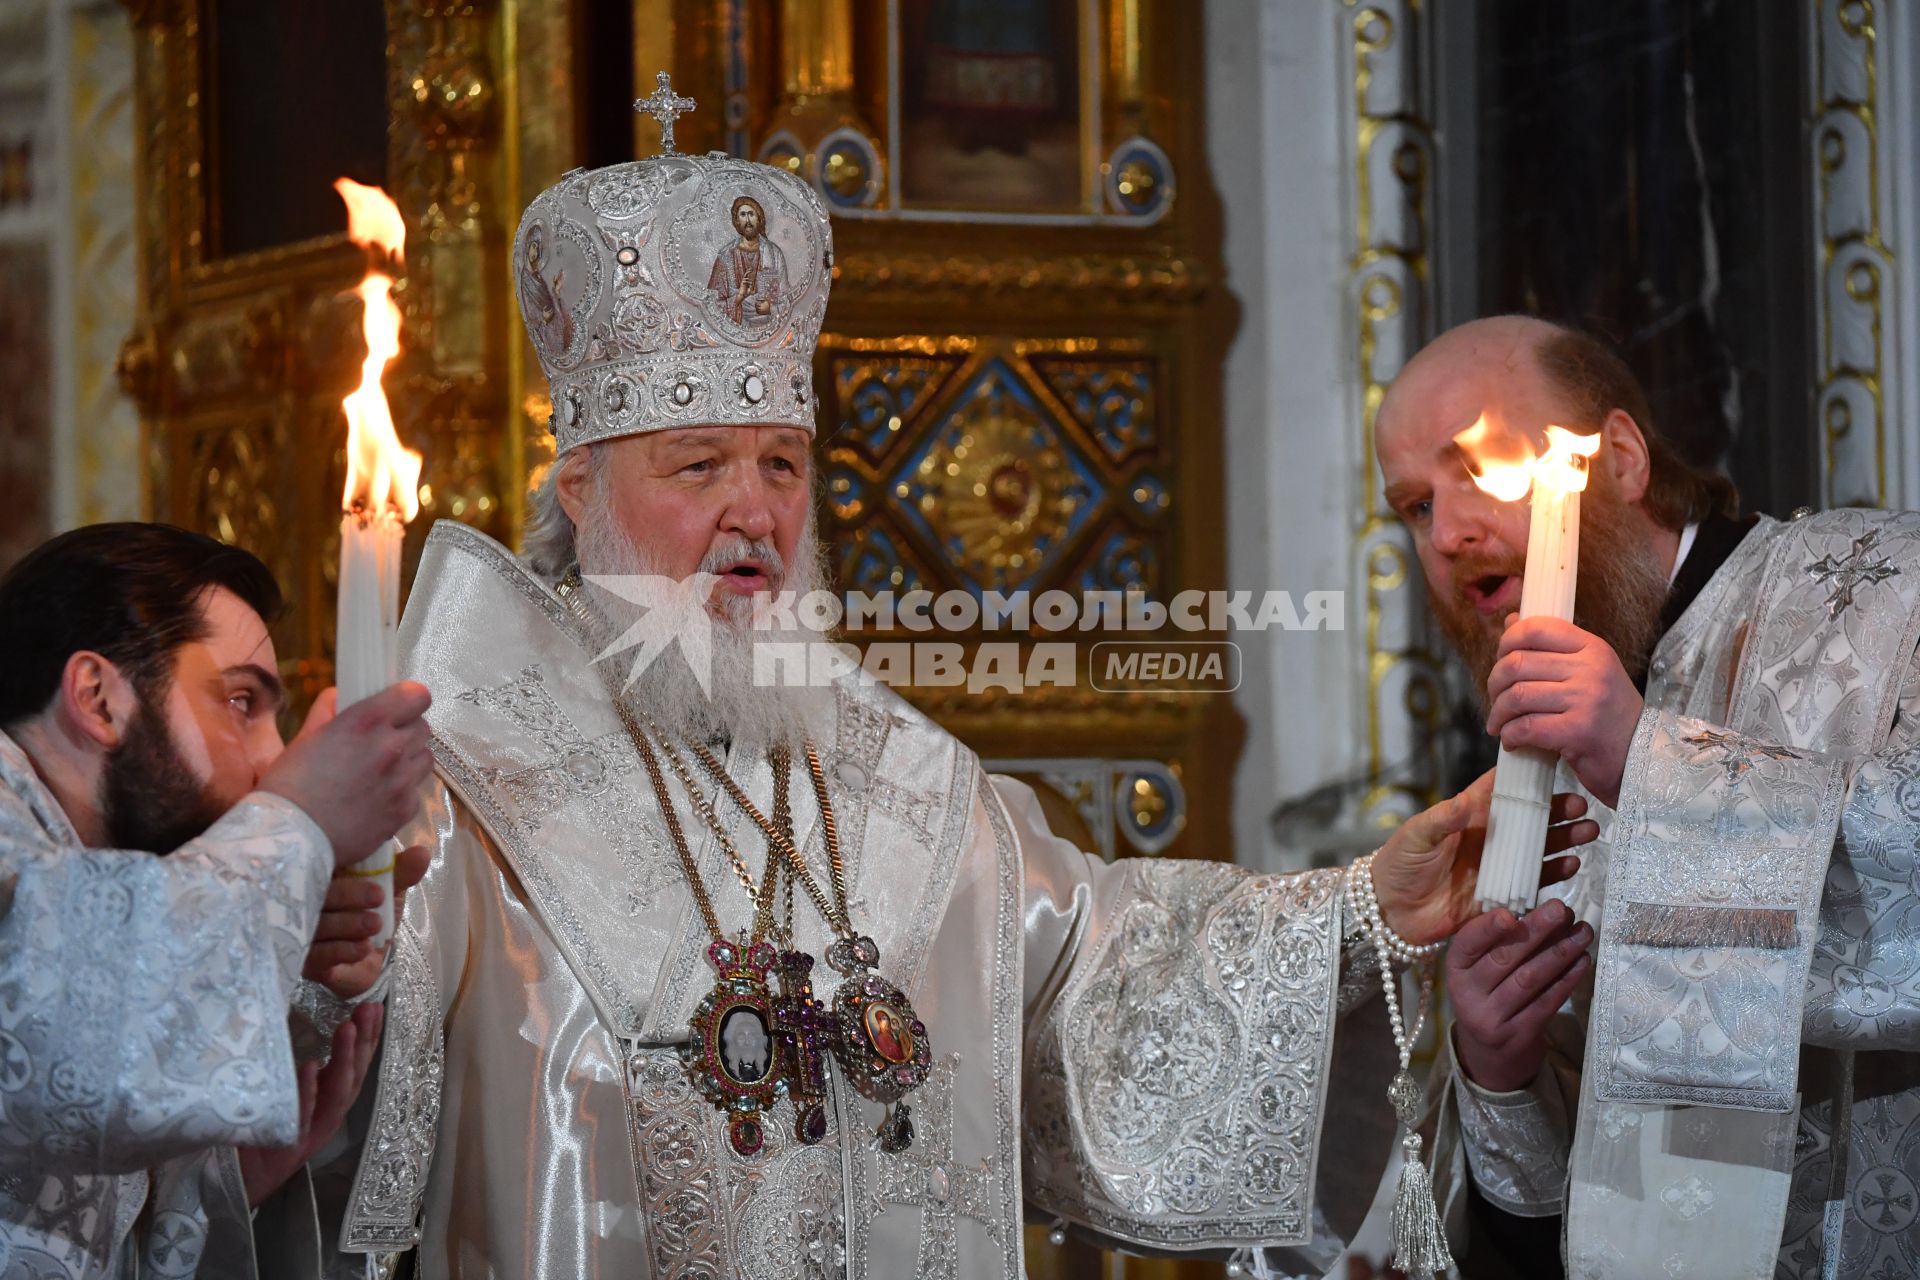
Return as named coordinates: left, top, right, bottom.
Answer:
left=0, top=786, right=331, bottom=1174
left=1001, top=776, right=1394, bottom=1264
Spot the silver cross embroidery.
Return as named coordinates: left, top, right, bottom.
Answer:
left=1774, top=634, right=1862, bottom=737
left=1631, top=990, right=1738, bottom=1086
left=1857, top=1169, right=1916, bottom=1229
left=874, top=1056, right=1002, bottom=1279
left=148, top=1210, right=204, bottom=1270
left=1680, top=728, right=1803, bottom=784
left=1680, top=728, right=1804, bottom=837
left=635, top=71, right=696, bottom=155
left=1806, top=528, right=1901, bottom=617
left=32, top=1177, right=107, bottom=1254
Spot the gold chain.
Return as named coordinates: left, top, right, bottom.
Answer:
left=652, top=730, right=852, bottom=939
left=554, top=567, right=846, bottom=945
left=612, top=698, right=781, bottom=943
left=802, top=744, right=851, bottom=922
left=769, top=745, right=794, bottom=946
left=686, top=739, right=855, bottom=938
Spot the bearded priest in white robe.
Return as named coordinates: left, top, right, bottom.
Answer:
left=322, top=103, right=1590, bottom=1280
left=1377, top=316, right=1920, bottom=1280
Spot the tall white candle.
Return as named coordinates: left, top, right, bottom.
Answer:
left=336, top=506, right=403, bottom=947
left=1462, top=426, right=1600, bottom=915
left=333, top=177, right=420, bottom=953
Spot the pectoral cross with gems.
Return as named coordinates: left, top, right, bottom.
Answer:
left=773, top=949, right=834, bottom=1145
left=635, top=71, right=695, bottom=155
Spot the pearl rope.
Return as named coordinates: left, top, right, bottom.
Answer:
left=1346, top=851, right=1454, bottom=1277
left=1349, top=851, right=1447, bottom=963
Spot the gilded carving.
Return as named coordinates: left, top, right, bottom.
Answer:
left=820, top=339, right=1176, bottom=611
left=116, top=325, right=160, bottom=416
left=187, top=422, right=279, bottom=556
left=1030, top=357, right=1157, bottom=464
left=125, top=0, right=516, bottom=695
left=830, top=252, right=1207, bottom=305
left=166, top=304, right=285, bottom=406
left=897, top=368, right=1096, bottom=594
left=827, top=354, right=964, bottom=461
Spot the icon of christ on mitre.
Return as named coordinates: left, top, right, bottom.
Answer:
left=706, top=194, right=787, bottom=334
left=310, top=77, right=1593, bottom=1279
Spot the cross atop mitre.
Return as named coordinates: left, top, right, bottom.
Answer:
left=635, top=71, right=696, bottom=155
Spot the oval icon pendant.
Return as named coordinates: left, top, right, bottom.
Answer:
left=827, top=935, right=932, bottom=1104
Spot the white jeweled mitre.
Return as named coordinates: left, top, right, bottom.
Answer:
left=513, top=77, right=834, bottom=453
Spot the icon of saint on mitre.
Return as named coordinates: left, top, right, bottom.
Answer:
left=518, top=226, right=572, bottom=355
left=705, top=195, right=787, bottom=336
left=517, top=220, right=597, bottom=368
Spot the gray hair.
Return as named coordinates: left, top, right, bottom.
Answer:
left=521, top=443, right=605, bottom=580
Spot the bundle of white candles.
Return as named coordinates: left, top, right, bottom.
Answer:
left=333, top=177, right=421, bottom=951
left=1456, top=422, right=1600, bottom=916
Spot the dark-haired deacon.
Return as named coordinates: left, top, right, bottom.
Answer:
left=0, top=523, right=435, bottom=1278
left=1377, top=314, right=1920, bottom=1280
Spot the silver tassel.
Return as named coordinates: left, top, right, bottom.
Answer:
left=1389, top=1130, right=1453, bottom=1279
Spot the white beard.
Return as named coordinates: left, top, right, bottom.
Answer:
left=573, top=498, right=838, bottom=753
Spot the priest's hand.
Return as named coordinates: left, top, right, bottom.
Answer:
left=238, top=1003, right=383, bottom=1207
left=1447, top=898, right=1592, bottom=1092
left=305, top=844, right=432, bottom=999
left=261, top=683, right=435, bottom=867
left=1485, top=615, right=1643, bottom=807
left=1371, top=770, right=1596, bottom=945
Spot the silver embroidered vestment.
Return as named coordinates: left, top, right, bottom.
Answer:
left=0, top=731, right=334, bottom=1279
left=328, top=522, right=1397, bottom=1279
left=1431, top=509, right=1920, bottom=1280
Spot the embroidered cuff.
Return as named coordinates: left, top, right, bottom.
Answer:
left=1451, top=1033, right=1571, bottom=1216
left=236, top=790, right=335, bottom=892
left=289, top=966, right=394, bottom=1064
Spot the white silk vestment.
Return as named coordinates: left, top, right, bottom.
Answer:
left=1433, top=509, right=1920, bottom=1279
left=0, top=730, right=333, bottom=1279
left=329, top=521, right=1398, bottom=1279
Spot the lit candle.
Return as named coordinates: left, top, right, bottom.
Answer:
left=333, top=177, right=421, bottom=950
left=1454, top=419, right=1600, bottom=915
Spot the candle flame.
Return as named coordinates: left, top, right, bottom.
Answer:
left=1454, top=415, right=1601, bottom=501
left=335, top=177, right=406, bottom=264
left=335, top=179, right=421, bottom=521
left=1453, top=415, right=1537, bottom=501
